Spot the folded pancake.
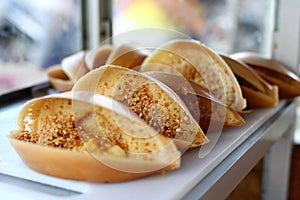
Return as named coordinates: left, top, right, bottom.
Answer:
left=143, top=71, right=244, bottom=132
left=46, top=65, right=73, bottom=92
left=106, top=43, right=149, bottom=70
left=231, top=52, right=300, bottom=99
left=47, top=45, right=114, bottom=92
left=46, top=51, right=89, bottom=92
left=140, top=39, right=246, bottom=111
left=73, top=65, right=208, bottom=149
left=61, top=51, right=89, bottom=81
left=8, top=92, right=180, bottom=182
left=221, top=55, right=279, bottom=108
left=85, top=44, right=114, bottom=70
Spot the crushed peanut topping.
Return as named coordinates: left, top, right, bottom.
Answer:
left=16, top=115, right=84, bottom=150
left=16, top=114, right=127, bottom=154
left=124, top=84, right=181, bottom=139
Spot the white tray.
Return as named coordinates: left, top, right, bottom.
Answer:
left=0, top=100, right=287, bottom=200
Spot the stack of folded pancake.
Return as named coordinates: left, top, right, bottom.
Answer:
left=9, top=39, right=300, bottom=182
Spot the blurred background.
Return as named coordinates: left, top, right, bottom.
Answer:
left=0, top=0, right=274, bottom=95
left=0, top=0, right=82, bottom=94
left=0, top=0, right=82, bottom=67
left=0, top=0, right=273, bottom=66
left=112, top=0, right=273, bottom=54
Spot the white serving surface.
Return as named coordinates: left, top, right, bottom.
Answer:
left=0, top=100, right=289, bottom=200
